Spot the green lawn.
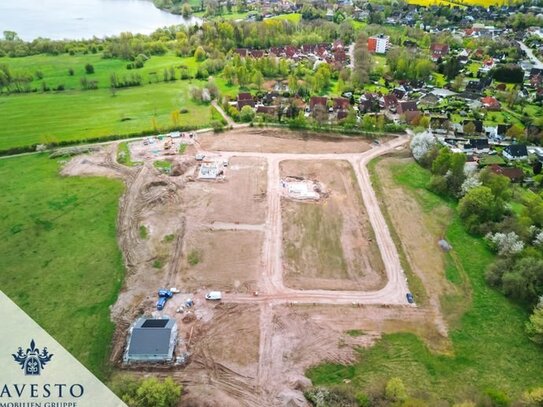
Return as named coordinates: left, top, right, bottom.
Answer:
left=308, top=161, right=543, bottom=403
left=0, top=82, right=212, bottom=150
left=0, top=154, right=124, bottom=380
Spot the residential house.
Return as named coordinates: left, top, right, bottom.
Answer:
left=397, top=101, right=419, bottom=115
left=488, top=165, right=525, bottom=182
left=237, top=93, right=255, bottom=110
left=404, top=110, right=422, bottom=125
left=464, top=138, right=490, bottom=154
left=462, top=119, right=484, bottom=135
left=309, top=96, right=328, bottom=110
left=382, top=94, right=399, bottom=112
left=430, top=43, right=450, bottom=61
left=503, top=144, right=528, bottom=160
left=481, top=96, right=501, bottom=111
left=124, top=318, right=178, bottom=363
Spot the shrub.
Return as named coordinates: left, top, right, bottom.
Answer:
left=240, top=105, right=255, bottom=123
left=84, top=63, right=94, bottom=74
left=187, top=249, right=201, bottom=266
left=139, top=225, right=148, bottom=239
left=385, top=378, right=408, bottom=403
left=111, top=375, right=182, bottom=407
left=211, top=120, right=225, bottom=132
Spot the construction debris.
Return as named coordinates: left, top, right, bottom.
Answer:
left=281, top=177, right=324, bottom=201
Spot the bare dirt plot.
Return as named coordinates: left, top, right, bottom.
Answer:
left=179, top=230, right=263, bottom=293
left=198, top=127, right=375, bottom=154
left=183, top=156, right=267, bottom=225
left=281, top=160, right=386, bottom=291
left=174, top=304, right=261, bottom=407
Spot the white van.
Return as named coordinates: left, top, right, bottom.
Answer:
left=205, top=291, right=222, bottom=301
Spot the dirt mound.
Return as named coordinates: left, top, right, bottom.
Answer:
left=171, top=161, right=191, bottom=176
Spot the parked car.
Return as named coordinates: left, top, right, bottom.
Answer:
left=156, top=296, right=168, bottom=310
left=205, top=291, right=222, bottom=301
left=158, top=289, right=173, bottom=298
left=406, top=293, right=414, bottom=304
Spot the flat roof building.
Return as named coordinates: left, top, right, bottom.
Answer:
left=124, top=317, right=177, bottom=363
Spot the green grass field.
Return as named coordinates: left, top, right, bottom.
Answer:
left=0, top=82, right=212, bottom=150
left=1, top=54, right=201, bottom=91
left=308, top=161, right=543, bottom=403
left=0, top=154, right=124, bottom=380
left=0, top=53, right=217, bottom=150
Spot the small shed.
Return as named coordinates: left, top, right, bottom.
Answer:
left=124, top=317, right=178, bottom=363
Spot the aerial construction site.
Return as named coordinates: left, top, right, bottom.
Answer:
left=60, top=127, right=446, bottom=406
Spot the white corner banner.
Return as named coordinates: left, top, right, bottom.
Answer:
left=0, top=291, right=127, bottom=407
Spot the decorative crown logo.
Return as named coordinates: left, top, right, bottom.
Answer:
left=12, top=339, right=53, bottom=376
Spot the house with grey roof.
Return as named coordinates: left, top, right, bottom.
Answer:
left=124, top=317, right=178, bottom=363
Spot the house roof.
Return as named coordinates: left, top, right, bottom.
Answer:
left=333, top=97, right=350, bottom=110
left=488, top=165, right=524, bottom=181
left=404, top=110, right=422, bottom=124
left=398, top=101, right=418, bottom=113
left=383, top=94, right=399, bottom=108
left=127, top=318, right=176, bottom=358
left=430, top=43, right=449, bottom=53
left=505, top=144, right=528, bottom=157
left=310, top=96, right=328, bottom=108
left=238, top=92, right=253, bottom=101
left=465, top=138, right=489, bottom=149
left=463, top=119, right=483, bottom=133
left=481, top=96, right=500, bottom=106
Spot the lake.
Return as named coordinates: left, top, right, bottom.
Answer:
left=0, top=0, right=202, bottom=41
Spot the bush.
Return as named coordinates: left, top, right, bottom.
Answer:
left=484, top=388, right=511, bottom=407
left=111, top=375, right=182, bottom=407
left=84, top=63, right=94, bottom=74
left=211, top=120, right=225, bottom=132
left=522, top=387, right=543, bottom=406
left=240, top=105, right=255, bottom=123
left=187, top=249, right=201, bottom=266
left=385, top=378, right=408, bottom=403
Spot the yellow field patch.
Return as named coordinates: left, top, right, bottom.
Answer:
left=407, top=0, right=513, bottom=6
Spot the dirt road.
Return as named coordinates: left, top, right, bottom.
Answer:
left=197, top=136, right=413, bottom=405
left=62, top=132, right=419, bottom=406
left=213, top=136, right=411, bottom=307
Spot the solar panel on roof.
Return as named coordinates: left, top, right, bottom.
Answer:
left=141, top=319, right=169, bottom=328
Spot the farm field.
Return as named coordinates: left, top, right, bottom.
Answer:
left=407, top=0, right=513, bottom=6
left=0, top=154, right=124, bottom=380
left=308, top=157, right=543, bottom=403
left=0, top=82, right=212, bottom=150
left=0, top=54, right=204, bottom=91
left=0, top=52, right=242, bottom=151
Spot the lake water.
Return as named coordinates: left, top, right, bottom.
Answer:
left=0, top=0, right=202, bottom=41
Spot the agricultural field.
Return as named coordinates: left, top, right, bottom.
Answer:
left=0, top=154, right=124, bottom=380
left=308, top=157, right=543, bottom=403
left=407, top=0, right=513, bottom=6
left=0, top=53, right=240, bottom=150
left=0, top=83, right=212, bottom=150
